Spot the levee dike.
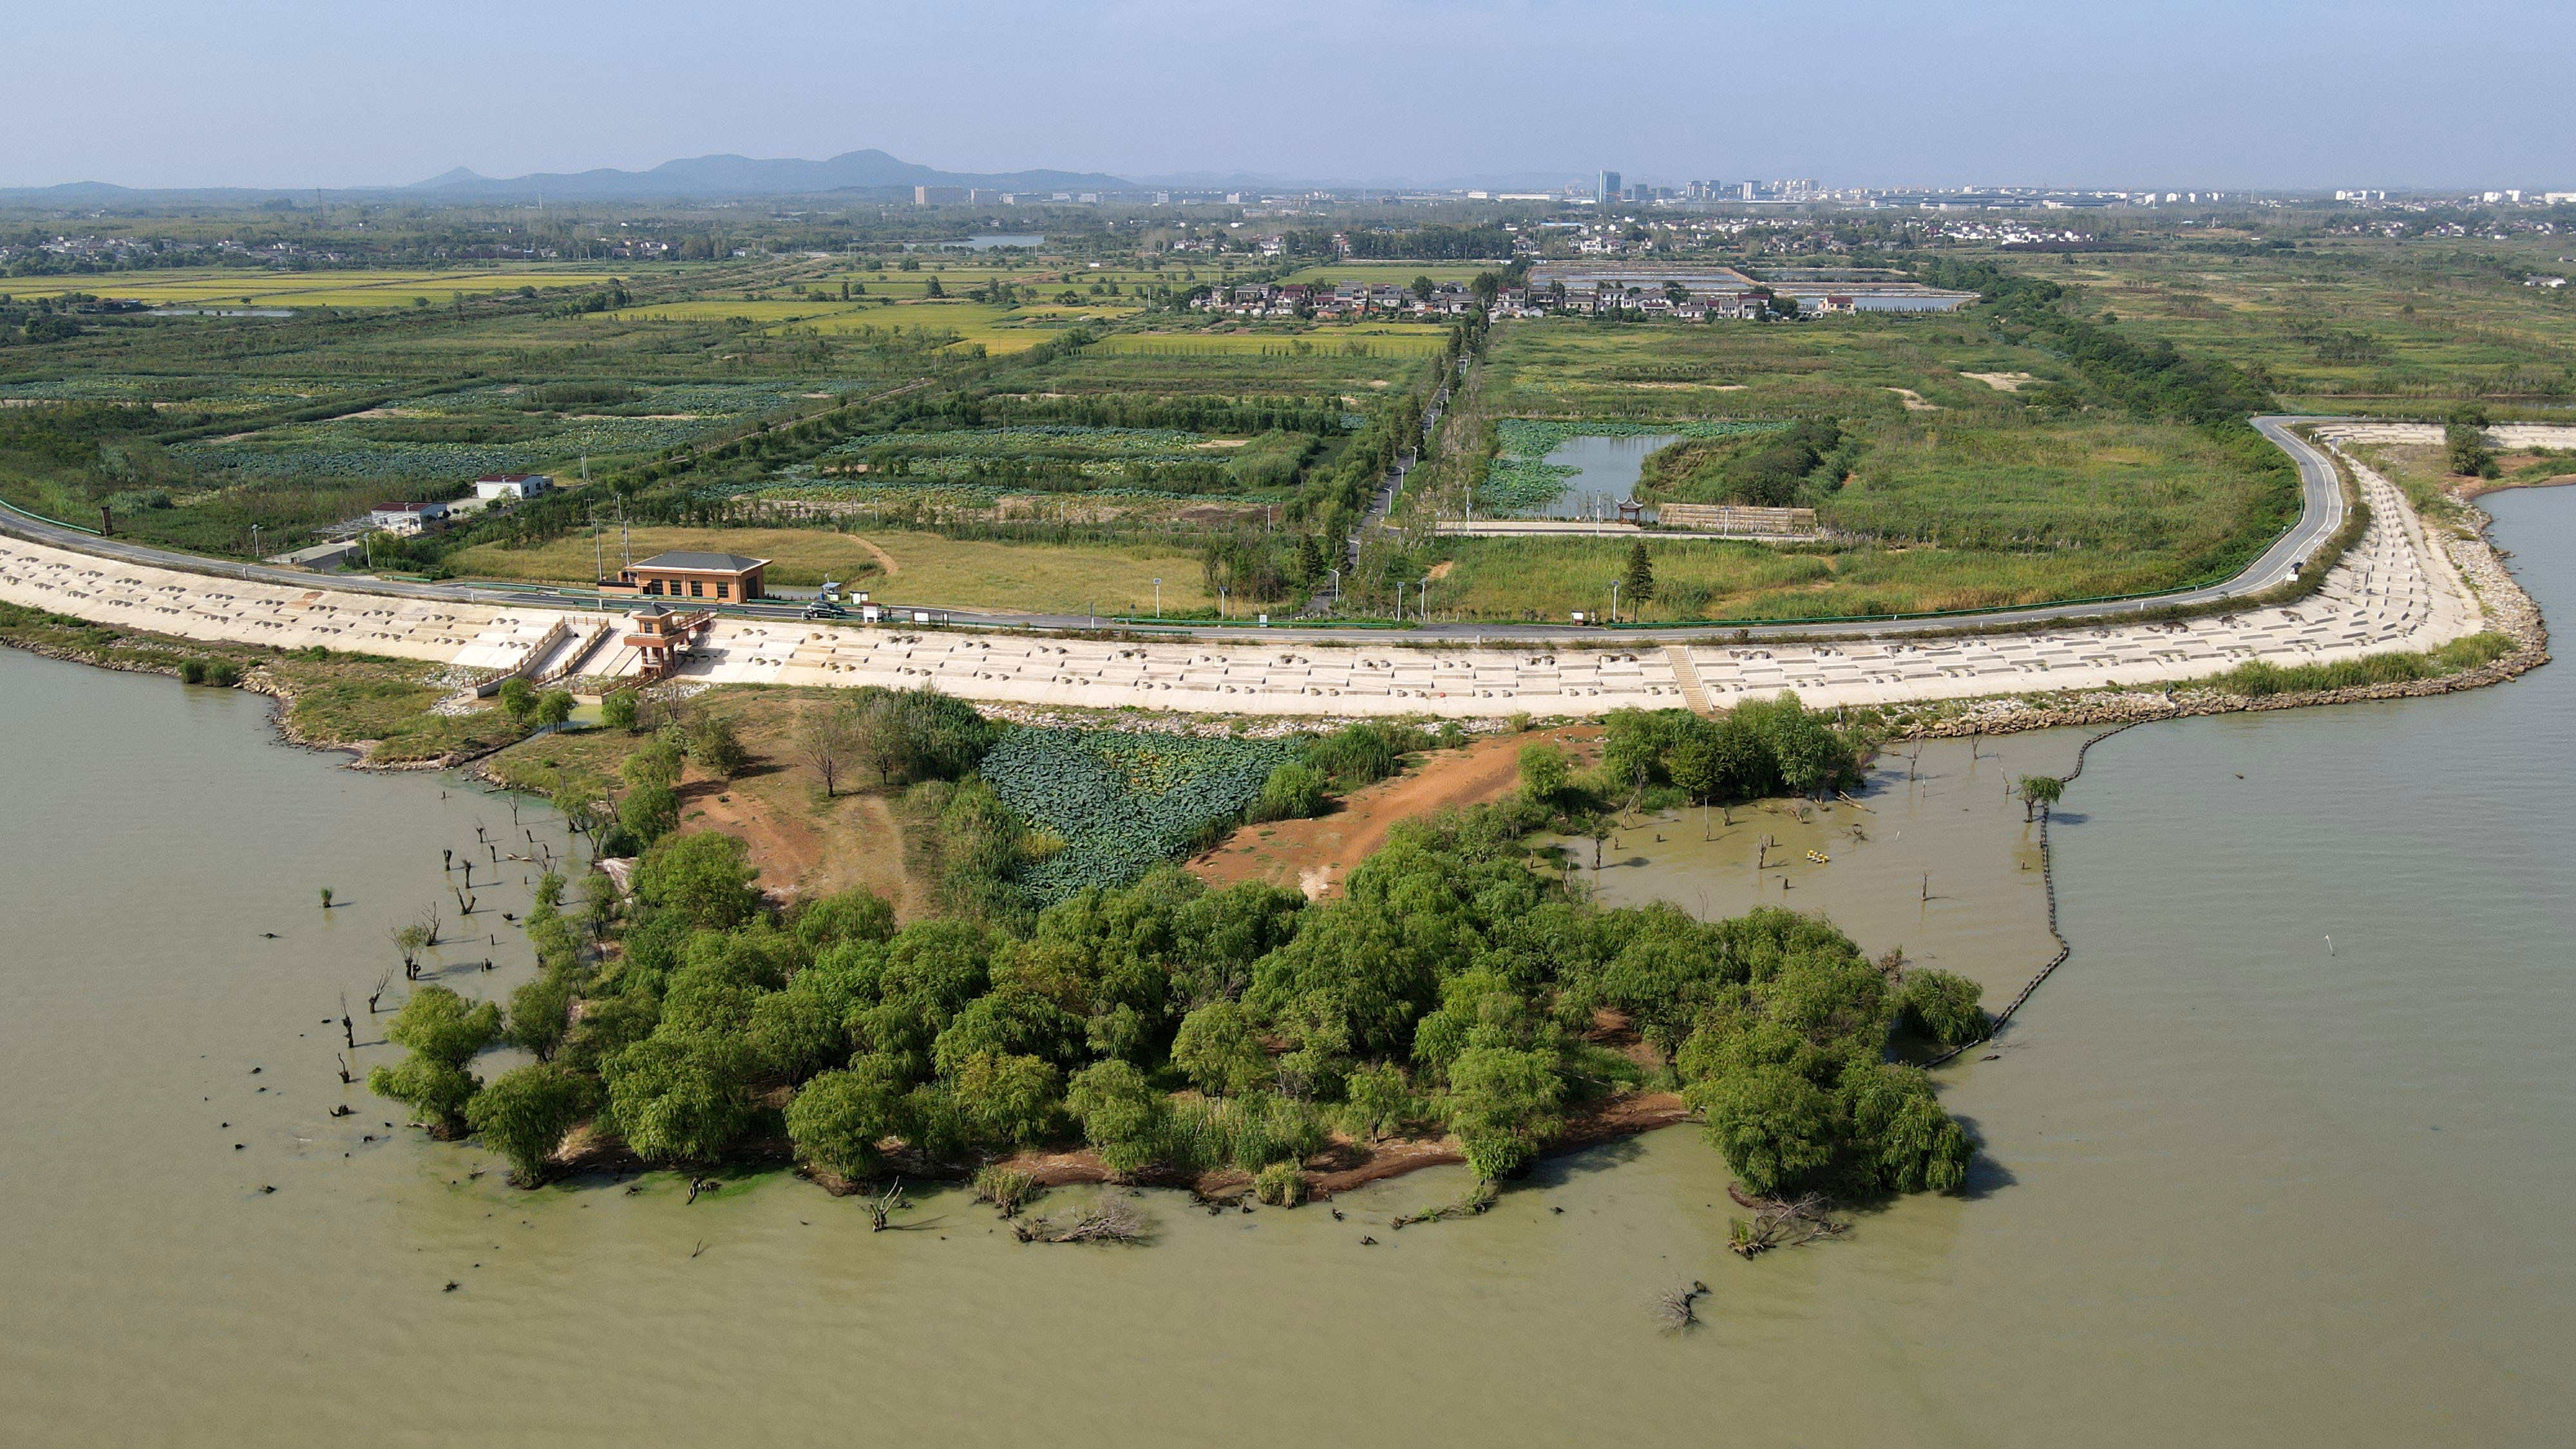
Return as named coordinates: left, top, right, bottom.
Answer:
left=0, top=428, right=2538, bottom=724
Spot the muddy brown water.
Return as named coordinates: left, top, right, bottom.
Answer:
left=2, top=491, right=2573, bottom=1444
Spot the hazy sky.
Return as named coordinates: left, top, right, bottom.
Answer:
left=11, top=0, right=2571, bottom=191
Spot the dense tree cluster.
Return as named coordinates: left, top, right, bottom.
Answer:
left=2445, top=406, right=2499, bottom=478
left=1276, top=224, right=1514, bottom=261
left=387, top=777, right=1978, bottom=1202
left=1571, top=699, right=1866, bottom=806
left=1914, top=258, right=2277, bottom=426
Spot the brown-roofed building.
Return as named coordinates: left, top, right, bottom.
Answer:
left=607, top=550, right=770, bottom=603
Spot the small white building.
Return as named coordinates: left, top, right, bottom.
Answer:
left=473, top=473, right=553, bottom=500
left=368, top=500, right=449, bottom=535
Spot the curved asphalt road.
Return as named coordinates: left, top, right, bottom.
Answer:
left=0, top=416, right=2347, bottom=647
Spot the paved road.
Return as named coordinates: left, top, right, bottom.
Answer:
left=0, top=416, right=2347, bottom=647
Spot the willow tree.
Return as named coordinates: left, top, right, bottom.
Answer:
left=2018, top=774, right=2065, bottom=821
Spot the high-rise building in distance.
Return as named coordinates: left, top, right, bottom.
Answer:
left=1598, top=170, right=1620, bottom=205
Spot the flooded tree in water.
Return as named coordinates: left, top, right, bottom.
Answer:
left=367, top=985, right=500, bottom=1135
left=2018, top=773, right=2065, bottom=822
left=389, top=923, right=430, bottom=980
left=464, top=1063, right=597, bottom=1185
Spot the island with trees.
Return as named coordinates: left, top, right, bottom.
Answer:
left=370, top=686, right=1989, bottom=1238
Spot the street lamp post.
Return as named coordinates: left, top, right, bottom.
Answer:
left=1153, top=577, right=1162, bottom=618
left=1419, top=576, right=1431, bottom=625
left=248, top=524, right=261, bottom=576
left=1609, top=579, right=1622, bottom=625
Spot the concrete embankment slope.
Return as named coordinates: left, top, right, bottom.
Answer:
left=0, top=446, right=2492, bottom=719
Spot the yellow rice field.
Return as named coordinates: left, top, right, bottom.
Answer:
left=0, top=268, right=637, bottom=307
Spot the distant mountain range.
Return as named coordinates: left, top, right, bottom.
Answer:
left=0, top=150, right=1135, bottom=203
left=407, top=149, right=1134, bottom=199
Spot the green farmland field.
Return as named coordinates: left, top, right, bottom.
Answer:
left=1404, top=316, right=2298, bottom=622
left=12, top=205, right=2559, bottom=629
left=2, top=267, right=641, bottom=307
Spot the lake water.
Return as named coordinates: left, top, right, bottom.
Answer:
left=1526, top=431, right=1676, bottom=519
left=2, top=491, right=2571, bottom=1444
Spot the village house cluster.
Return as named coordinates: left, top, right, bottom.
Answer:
left=1515, top=279, right=1781, bottom=320
left=1193, top=279, right=1487, bottom=319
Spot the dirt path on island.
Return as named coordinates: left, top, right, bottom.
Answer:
left=1189, top=726, right=1601, bottom=898
left=676, top=769, right=927, bottom=916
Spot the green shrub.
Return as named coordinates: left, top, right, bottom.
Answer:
left=371, top=987, right=505, bottom=1130
left=1170, top=1001, right=1271, bottom=1097
left=506, top=973, right=575, bottom=1061
left=1444, top=1045, right=1565, bottom=1180
left=945, top=1050, right=1063, bottom=1148
left=633, top=831, right=761, bottom=931
left=1166, top=1092, right=1327, bottom=1173
left=794, top=887, right=897, bottom=952
left=1253, top=1160, right=1307, bottom=1207
left=1303, top=721, right=1416, bottom=788
left=972, top=1164, right=1041, bottom=1216
left=784, top=1059, right=909, bottom=1180
left=1688, top=1065, right=1839, bottom=1198
left=685, top=716, right=749, bottom=781
left=1897, top=970, right=1988, bottom=1046
left=1517, top=741, right=1569, bottom=800
left=1840, top=1061, right=1973, bottom=1195
left=2432, top=632, right=2516, bottom=672
left=1066, top=1059, right=1168, bottom=1175
left=497, top=676, right=537, bottom=724
left=605, top=1034, right=760, bottom=1164
left=1246, top=762, right=1327, bottom=823
left=1339, top=1061, right=1421, bottom=1142
left=368, top=1055, right=480, bottom=1132
left=464, top=1063, right=598, bottom=1185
